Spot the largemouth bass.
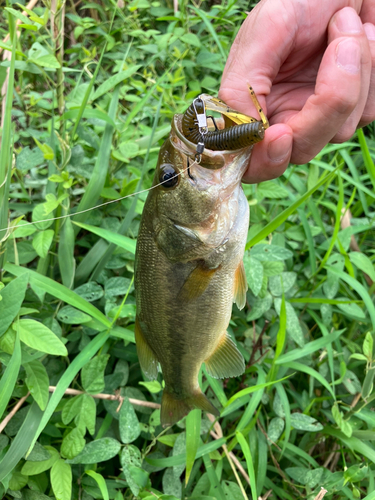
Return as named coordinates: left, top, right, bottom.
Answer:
left=135, top=93, right=266, bottom=426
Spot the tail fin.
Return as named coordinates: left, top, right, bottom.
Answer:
left=161, top=389, right=220, bottom=427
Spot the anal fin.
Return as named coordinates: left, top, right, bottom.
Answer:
left=205, top=332, right=245, bottom=379
left=135, top=317, right=158, bottom=380
left=178, top=264, right=219, bottom=303
left=234, top=260, right=248, bottom=310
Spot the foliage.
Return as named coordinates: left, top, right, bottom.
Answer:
left=0, top=1, right=375, bottom=499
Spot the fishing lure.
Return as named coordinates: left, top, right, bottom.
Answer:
left=181, top=86, right=269, bottom=153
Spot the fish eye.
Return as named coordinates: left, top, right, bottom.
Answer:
left=159, top=164, right=179, bottom=188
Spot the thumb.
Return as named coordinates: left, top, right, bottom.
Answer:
left=219, top=1, right=297, bottom=115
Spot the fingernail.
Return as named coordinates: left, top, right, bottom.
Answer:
left=335, top=8, right=362, bottom=34
left=336, top=38, right=361, bottom=74
left=267, top=134, right=292, bottom=162
left=364, top=23, right=375, bottom=40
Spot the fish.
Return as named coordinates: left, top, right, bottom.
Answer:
left=134, top=91, right=266, bottom=426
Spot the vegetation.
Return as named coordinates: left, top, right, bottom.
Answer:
left=0, top=1, right=375, bottom=499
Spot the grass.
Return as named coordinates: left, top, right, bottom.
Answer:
left=0, top=1, right=374, bottom=499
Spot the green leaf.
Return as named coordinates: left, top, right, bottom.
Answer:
left=32, top=229, right=54, bottom=258
left=246, top=169, right=337, bottom=249
left=62, top=394, right=96, bottom=435
left=5, top=264, right=111, bottom=328
left=0, top=274, right=28, bottom=337
left=349, top=252, right=375, bottom=281
left=26, top=330, right=109, bottom=455
left=60, top=427, right=86, bottom=459
left=85, top=470, right=109, bottom=500
left=250, top=244, right=293, bottom=262
left=247, top=293, right=272, bottom=321
left=243, top=253, right=263, bottom=296
left=344, top=464, right=368, bottom=484
left=119, top=397, right=141, bottom=444
left=180, top=32, right=201, bottom=47
left=332, top=403, right=353, bottom=438
left=62, top=108, right=116, bottom=128
left=186, top=409, right=201, bottom=484
left=66, top=437, right=121, bottom=464
left=363, top=332, right=373, bottom=359
left=81, top=354, right=109, bottom=394
left=73, top=221, right=136, bottom=254
left=120, top=445, right=143, bottom=496
left=21, top=446, right=59, bottom=475
left=274, top=299, right=304, bottom=347
left=50, top=459, right=72, bottom=500
left=74, top=282, right=104, bottom=302
left=327, top=266, right=375, bottom=330
left=290, top=413, right=323, bottom=432
left=18, top=319, right=67, bottom=356
left=257, top=180, right=289, bottom=199
left=92, top=65, right=142, bottom=101
left=24, top=360, right=49, bottom=410
left=269, top=272, right=296, bottom=296
left=9, top=471, right=28, bottom=490
left=57, top=305, right=92, bottom=324
left=267, top=417, right=285, bottom=442
left=30, top=54, right=60, bottom=68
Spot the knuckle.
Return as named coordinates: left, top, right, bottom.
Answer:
left=331, top=123, right=358, bottom=143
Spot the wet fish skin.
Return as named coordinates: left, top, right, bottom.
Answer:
left=134, top=113, right=251, bottom=426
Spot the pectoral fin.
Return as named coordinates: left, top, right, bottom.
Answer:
left=135, top=317, right=159, bottom=380
left=205, top=332, right=245, bottom=379
left=234, top=260, right=248, bottom=310
left=178, top=264, right=219, bottom=302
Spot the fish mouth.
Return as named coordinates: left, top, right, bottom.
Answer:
left=171, top=114, right=251, bottom=171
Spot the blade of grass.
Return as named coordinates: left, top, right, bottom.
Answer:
left=190, top=6, right=226, bottom=59
left=298, top=208, right=317, bottom=275
left=246, top=169, right=337, bottom=249
left=275, top=382, right=291, bottom=455
left=281, top=361, right=335, bottom=398
left=72, top=221, right=136, bottom=254
left=86, top=471, right=109, bottom=500
left=268, top=293, right=287, bottom=382
left=226, top=374, right=293, bottom=406
left=73, top=85, right=120, bottom=233
left=357, top=128, right=375, bottom=192
left=327, top=266, right=375, bottom=330
left=145, top=437, right=226, bottom=467
left=235, top=368, right=266, bottom=432
left=315, top=171, right=343, bottom=274
left=202, top=452, right=226, bottom=500
left=186, top=409, right=201, bottom=484
left=26, top=329, right=109, bottom=456
left=58, top=217, right=75, bottom=288
left=90, top=94, right=163, bottom=280
left=0, top=30, right=16, bottom=265
left=0, top=402, right=43, bottom=482
left=236, top=431, right=257, bottom=500
left=0, top=326, right=21, bottom=420
left=324, top=426, right=375, bottom=465
left=340, top=148, right=369, bottom=216
left=4, top=263, right=110, bottom=327
left=275, top=329, right=345, bottom=365
left=69, top=42, right=108, bottom=140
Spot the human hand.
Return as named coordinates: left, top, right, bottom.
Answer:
left=219, top=0, right=375, bottom=183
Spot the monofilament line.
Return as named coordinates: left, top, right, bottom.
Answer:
left=0, top=161, right=198, bottom=234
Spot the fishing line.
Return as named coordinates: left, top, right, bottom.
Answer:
left=0, top=160, right=198, bottom=235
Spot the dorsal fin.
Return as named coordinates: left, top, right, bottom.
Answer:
left=135, top=317, right=159, bottom=380
left=234, top=260, right=248, bottom=310
left=204, top=332, right=245, bottom=379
